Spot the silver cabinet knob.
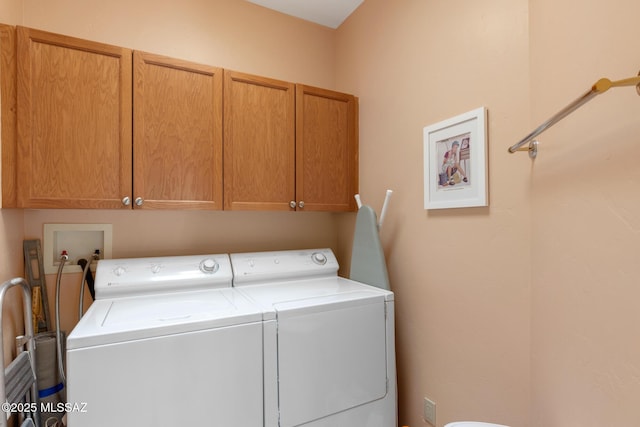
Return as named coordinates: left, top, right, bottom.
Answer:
left=122, top=196, right=131, bottom=206
left=135, top=197, right=144, bottom=206
left=289, top=201, right=296, bottom=209
left=298, top=201, right=305, bottom=209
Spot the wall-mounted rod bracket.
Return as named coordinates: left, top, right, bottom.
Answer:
left=508, top=71, right=640, bottom=156
left=514, top=139, right=538, bottom=159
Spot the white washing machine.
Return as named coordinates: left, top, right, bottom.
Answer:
left=231, top=248, right=397, bottom=427
left=66, top=254, right=265, bottom=427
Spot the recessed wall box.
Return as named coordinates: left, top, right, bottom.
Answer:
left=43, top=224, right=113, bottom=274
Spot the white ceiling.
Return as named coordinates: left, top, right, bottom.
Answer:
left=246, top=0, right=365, bottom=29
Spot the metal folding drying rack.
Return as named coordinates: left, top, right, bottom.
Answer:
left=0, top=278, right=40, bottom=427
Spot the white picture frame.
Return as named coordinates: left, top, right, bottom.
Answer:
left=423, top=107, right=488, bottom=210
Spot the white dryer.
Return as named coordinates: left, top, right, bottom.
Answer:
left=66, top=254, right=265, bottom=427
left=231, top=249, right=397, bottom=427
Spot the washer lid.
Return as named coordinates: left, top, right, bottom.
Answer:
left=67, top=288, right=263, bottom=349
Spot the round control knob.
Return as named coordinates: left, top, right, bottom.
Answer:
left=151, top=264, right=162, bottom=274
left=113, top=266, right=126, bottom=276
left=200, top=258, right=219, bottom=274
left=311, top=252, right=327, bottom=265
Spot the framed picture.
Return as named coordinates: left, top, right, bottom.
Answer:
left=423, top=107, right=488, bottom=210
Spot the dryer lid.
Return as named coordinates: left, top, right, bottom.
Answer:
left=67, top=288, right=263, bottom=349
left=235, top=276, right=393, bottom=319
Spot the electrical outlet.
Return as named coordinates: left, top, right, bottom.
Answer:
left=423, top=397, right=436, bottom=426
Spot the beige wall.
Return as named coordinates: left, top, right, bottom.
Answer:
left=530, top=0, right=640, bottom=426
left=21, top=0, right=336, bottom=88
left=338, top=0, right=640, bottom=426
left=336, top=1, right=531, bottom=426
left=0, top=0, right=22, bottom=25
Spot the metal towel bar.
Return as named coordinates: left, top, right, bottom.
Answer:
left=508, top=72, right=640, bottom=158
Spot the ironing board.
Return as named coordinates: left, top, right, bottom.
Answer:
left=349, top=205, right=391, bottom=290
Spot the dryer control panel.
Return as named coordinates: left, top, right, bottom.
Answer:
left=231, top=249, right=339, bottom=286
left=95, top=254, right=233, bottom=299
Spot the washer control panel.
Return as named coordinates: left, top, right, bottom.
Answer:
left=231, top=248, right=339, bottom=286
left=95, top=254, right=232, bottom=299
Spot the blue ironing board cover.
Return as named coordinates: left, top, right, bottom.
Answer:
left=349, top=205, right=390, bottom=290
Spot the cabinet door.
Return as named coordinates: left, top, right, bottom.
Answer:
left=223, top=70, right=295, bottom=210
left=133, top=51, right=223, bottom=210
left=16, top=27, right=132, bottom=209
left=1, top=25, right=17, bottom=208
left=296, top=85, right=358, bottom=212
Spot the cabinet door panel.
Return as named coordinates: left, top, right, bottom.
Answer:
left=1, top=25, right=17, bottom=208
left=133, top=51, right=223, bottom=210
left=16, top=27, right=132, bottom=209
left=224, top=71, right=295, bottom=210
left=296, top=85, right=358, bottom=212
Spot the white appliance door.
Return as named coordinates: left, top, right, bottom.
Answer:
left=276, top=295, right=387, bottom=426
left=66, top=322, right=263, bottom=427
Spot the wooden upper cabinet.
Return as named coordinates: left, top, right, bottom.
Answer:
left=6, top=26, right=358, bottom=211
left=133, top=51, right=223, bottom=210
left=296, top=85, right=358, bottom=212
left=16, top=27, right=132, bottom=209
left=1, top=25, right=17, bottom=208
left=223, top=70, right=295, bottom=210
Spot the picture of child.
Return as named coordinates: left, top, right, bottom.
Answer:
left=436, top=133, right=470, bottom=189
